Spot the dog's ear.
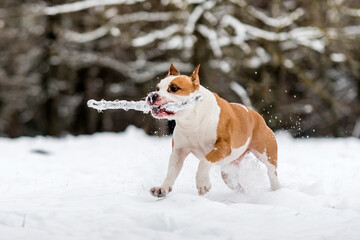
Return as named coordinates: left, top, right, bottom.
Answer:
left=168, top=64, right=180, bottom=76
left=190, top=64, right=200, bottom=86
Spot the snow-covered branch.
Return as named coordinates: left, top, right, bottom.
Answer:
left=39, top=0, right=145, bottom=16
left=221, top=15, right=284, bottom=41
left=221, top=15, right=326, bottom=52
left=342, top=6, right=360, bottom=17
left=228, top=0, right=247, bottom=8
left=112, top=11, right=188, bottom=24
left=58, top=50, right=193, bottom=82
left=244, top=47, right=271, bottom=68
left=327, top=25, right=360, bottom=39
left=129, top=61, right=193, bottom=83
left=247, top=6, right=305, bottom=28
left=158, top=35, right=195, bottom=50
left=197, top=24, right=222, bottom=57
left=63, top=25, right=112, bottom=43
left=184, top=0, right=216, bottom=34
left=342, top=25, right=360, bottom=36
left=230, top=0, right=304, bottom=28
left=132, top=24, right=182, bottom=47
left=230, top=81, right=253, bottom=108
left=62, top=11, right=187, bottom=43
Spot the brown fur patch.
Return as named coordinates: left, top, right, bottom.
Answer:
left=205, top=93, right=278, bottom=171
left=170, top=76, right=199, bottom=96
left=249, top=111, right=278, bottom=168
left=205, top=94, right=253, bottom=163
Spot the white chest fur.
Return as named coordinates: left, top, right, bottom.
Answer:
left=173, top=86, right=220, bottom=160
left=173, top=86, right=251, bottom=165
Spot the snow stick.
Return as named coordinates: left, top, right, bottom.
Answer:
left=87, top=94, right=203, bottom=113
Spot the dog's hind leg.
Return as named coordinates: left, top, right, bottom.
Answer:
left=251, top=148, right=280, bottom=191
left=220, top=152, right=248, bottom=192
left=250, top=126, right=280, bottom=191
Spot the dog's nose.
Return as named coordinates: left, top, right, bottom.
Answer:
left=147, top=92, right=159, bottom=105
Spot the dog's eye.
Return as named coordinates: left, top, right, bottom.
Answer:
left=168, top=85, right=180, bottom=92
left=156, top=86, right=160, bottom=91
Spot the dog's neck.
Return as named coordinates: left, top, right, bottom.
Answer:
left=175, top=86, right=218, bottom=130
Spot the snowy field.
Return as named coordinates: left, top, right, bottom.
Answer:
left=0, top=126, right=360, bottom=240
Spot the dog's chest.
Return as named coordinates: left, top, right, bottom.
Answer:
left=173, top=87, right=225, bottom=160
left=174, top=111, right=219, bottom=160
left=185, top=126, right=217, bottom=159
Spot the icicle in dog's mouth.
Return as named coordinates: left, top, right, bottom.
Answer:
left=87, top=94, right=202, bottom=116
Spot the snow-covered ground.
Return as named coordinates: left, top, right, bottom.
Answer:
left=0, top=126, right=359, bottom=240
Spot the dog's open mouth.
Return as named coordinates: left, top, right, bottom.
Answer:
left=151, top=105, right=175, bottom=117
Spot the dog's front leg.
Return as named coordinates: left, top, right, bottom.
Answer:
left=205, top=140, right=231, bottom=163
left=196, top=160, right=212, bottom=195
left=150, top=149, right=188, bottom=198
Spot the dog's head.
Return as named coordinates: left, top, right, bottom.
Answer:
left=146, top=64, right=201, bottom=119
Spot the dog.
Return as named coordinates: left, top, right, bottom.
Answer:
left=146, top=64, right=280, bottom=197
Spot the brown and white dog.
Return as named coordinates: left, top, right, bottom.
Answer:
left=146, top=64, right=280, bottom=197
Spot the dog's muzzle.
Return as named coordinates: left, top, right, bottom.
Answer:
left=147, top=92, right=159, bottom=105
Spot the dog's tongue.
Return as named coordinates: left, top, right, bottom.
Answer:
left=152, top=107, right=174, bottom=116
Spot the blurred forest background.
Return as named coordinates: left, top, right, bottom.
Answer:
left=0, top=0, right=359, bottom=138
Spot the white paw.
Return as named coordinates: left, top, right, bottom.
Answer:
left=269, top=175, right=281, bottom=191
left=150, top=186, right=171, bottom=198
left=196, top=180, right=211, bottom=196
left=270, top=182, right=281, bottom=191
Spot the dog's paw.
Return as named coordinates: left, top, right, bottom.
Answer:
left=150, top=187, right=171, bottom=198
left=197, top=183, right=211, bottom=196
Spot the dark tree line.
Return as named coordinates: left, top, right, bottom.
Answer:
left=0, top=0, right=359, bottom=138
